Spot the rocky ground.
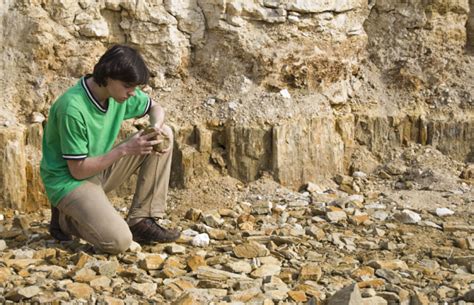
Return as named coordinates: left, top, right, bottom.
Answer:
left=0, top=144, right=473, bottom=304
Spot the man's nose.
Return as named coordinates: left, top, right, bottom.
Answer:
left=128, top=90, right=136, bottom=97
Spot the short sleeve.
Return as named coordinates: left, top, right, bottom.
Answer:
left=124, top=88, right=151, bottom=120
left=59, top=114, right=88, bottom=160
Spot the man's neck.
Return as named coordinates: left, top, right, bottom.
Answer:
left=86, top=77, right=109, bottom=106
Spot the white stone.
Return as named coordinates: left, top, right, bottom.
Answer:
left=352, top=171, right=367, bottom=178
left=79, top=19, right=109, bottom=37
left=182, top=228, right=199, bottom=237
left=0, top=240, right=7, bottom=251
left=280, top=89, right=291, bottom=99
left=395, top=209, right=421, bottom=224
left=128, top=241, right=142, bottom=253
left=435, top=208, right=455, bottom=217
left=192, top=233, right=210, bottom=247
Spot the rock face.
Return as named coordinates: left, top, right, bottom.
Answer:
left=0, top=0, right=472, bottom=210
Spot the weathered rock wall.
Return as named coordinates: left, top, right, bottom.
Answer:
left=0, top=0, right=472, bottom=210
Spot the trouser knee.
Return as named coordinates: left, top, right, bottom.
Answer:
left=98, top=230, right=133, bottom=254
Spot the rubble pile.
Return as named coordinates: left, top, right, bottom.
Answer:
left=0, top=146, right=472, bottom=304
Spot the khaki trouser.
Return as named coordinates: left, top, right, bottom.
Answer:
left=56, top=145, right=172, bottom=254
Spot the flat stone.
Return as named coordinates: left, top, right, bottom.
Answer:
left=128, top=241, right=142, bottom=253
left=394, top=209, right=421, bottom=224
left=5, top=285, right=41, bottom=301
left=95, top=260, right=119, bottom=277
left=351, top=266, right=374, bottom=281
left=0, top=239, right=7, bottom=251
left=361, top=296, right=387, bottom=305
left=299, top=263, right=322, bottom=281
left=443, top=223, right=474, bottom=233
left=326, top=210, right=347, bottom=222
left=73, top=268, right=97, bottom=282
left=139, top=255, right=165, bottom=271
left=187, top=255, right=207, bottom=271
left=66, top=282, right=94, bottom=299
left=5, top=259, right=42, bottom=271
left=129, top=282, right=157, bottom=298
left=357, top=279, right=385, bottom=289
left=435, top=207, right=454, bottom=217
left=233, top=241, right=269, bottom=258
left=376, top=291, right=400, bottom=303
left=102, top=296, right=124, bottom=305
left=226, top=260, right=252, bottom=273
left=375, top=268, right=401, bottom=284
left=229, top=287, right=263, bottom=302
left=195, top=266, right=248, bottom=281
left=74, top=251, right=94, bottom=269
left=368, top=260, right=408, bottom=271
left=251, top=264, right=281, bottom=278
left=163, top=266, right=187, bottom=278
left=327, top=283, right=363, bottom=305
left=202, top=212, right=224, bottom=227
left=185, top=208, right=202, bottom=221
left=192, top=233, right=210, bottom=247
left=288, top=290, right=308, bottom=302
left=0, top=267, right=12, bottom=282
left=410, top=291, right=430, bottom=305
left=166, top=244, right=186, bottom=254
left=252, top=201, right=273, bottom=215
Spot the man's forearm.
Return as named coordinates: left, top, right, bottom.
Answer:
left=148, top=101, right=165, bottom=128
left=67, top=146, right=126, bottom=180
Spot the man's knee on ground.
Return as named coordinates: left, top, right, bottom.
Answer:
left=98, top=229, right=133, bottom=254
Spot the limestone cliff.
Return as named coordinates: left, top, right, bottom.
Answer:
left=0, top=0, right=472, bottom=210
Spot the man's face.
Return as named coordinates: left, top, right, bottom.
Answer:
left=106, top=78, right=137, bottom=103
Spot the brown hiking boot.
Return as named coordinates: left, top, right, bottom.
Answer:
left=49, top=206, right=72, bottom=242
left=129, top=218, right=180, bottom=244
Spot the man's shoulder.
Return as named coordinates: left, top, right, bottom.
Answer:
left=54, top=85, right=88, bottom=112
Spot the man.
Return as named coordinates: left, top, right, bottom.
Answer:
left=40, top=45, right=180, bottom=254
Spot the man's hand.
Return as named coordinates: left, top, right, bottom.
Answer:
left=120, top=129, right=162, bottom=155
left=153, top=124, right=173, bottom=154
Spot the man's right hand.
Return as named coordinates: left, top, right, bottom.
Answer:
left=119, top=129, right=162, bottom=155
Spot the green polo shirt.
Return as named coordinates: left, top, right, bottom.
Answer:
left=40, top=76, right=151, bottom=206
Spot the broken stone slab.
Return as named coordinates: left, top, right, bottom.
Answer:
left=299, top=263, right=322, bottom=281
left=194, top=266, right=249, bottom=281
left=443, top=222, right=474, bottom=233
left=327, top=283, right=363, bottom=305
left=5, top=285, right=41, bottom=302
left=138, top=255, right=165, bottom=271
left=252, top=201, right=273, bottom=215
left=166, top=244, right=186, bottom=255
left=225, top=260, right=252, bottom=274
left=448, top=256, right=474, bottom=268
left=435, top=207, right=454, bottom=217
left=375, top=269, right=402, bottom=285
left=201, top=211, right=224, bottom=227
left=368, top=260, right=409, bottom=271
left=329, top=195, right=365, bottom=209
left=393, top=209, right=421, bottom=224
left=410, top=291, right=430, bottom=305
left=250, top=264, right=281, bottom=278
left=233, top=241, right=269, bottom=258
left=326, top=210, right=347, bottom=222
left=128, top=282, right=158, bottom=298
left=192, top=233, right=210, bottom=247
left=66, top=282, right=94, bottom=299
left=228, top=286, right=263, bottom=303
left=0, top=239, right=7, bottom=251
left=187, top=255, right=207, bottom=272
